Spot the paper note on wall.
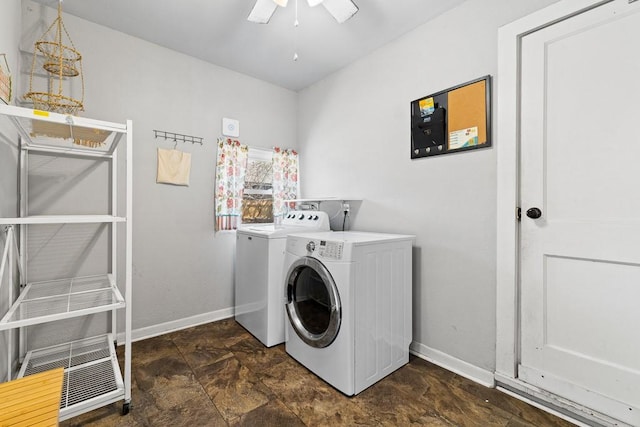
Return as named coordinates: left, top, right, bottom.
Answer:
left=419, top=97, right=435, bottom=117
left=449, top=126, right=479, bottom=149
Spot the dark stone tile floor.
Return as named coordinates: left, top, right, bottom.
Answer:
left=61, top=319, right=575, bottom=426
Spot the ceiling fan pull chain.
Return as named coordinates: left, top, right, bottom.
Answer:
left=293, top=0, right=299, bottom=61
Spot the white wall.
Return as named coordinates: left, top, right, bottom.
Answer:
left=0, top=0, right=21, bottom=382
left=297, top=0, right=559, bottom=374
left=20, top=1, right=297, bottom=335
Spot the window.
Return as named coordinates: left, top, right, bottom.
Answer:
left=215, top=141, right=299, bottom=230
left=242, top=148, right=273, bottom=224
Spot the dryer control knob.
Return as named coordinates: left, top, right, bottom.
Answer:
left=306, top=241, right=316, bottom=252
left=298, top=214, right=304, bottom=220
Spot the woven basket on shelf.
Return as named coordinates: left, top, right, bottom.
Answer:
left=0, top=54, right=11, bottom=104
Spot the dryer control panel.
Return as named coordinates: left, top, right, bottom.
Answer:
left=318, top=240, right=343, bottom=260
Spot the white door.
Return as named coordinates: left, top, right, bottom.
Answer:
left=519, top=0, right=640, bottom=424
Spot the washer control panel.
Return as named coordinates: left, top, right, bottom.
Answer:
left=282, top=210, right=330, bottom=229
left=318, top=240, right=343, bottom=260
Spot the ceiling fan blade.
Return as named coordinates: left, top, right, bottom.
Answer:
left=248, top=0, right=278, bottom=23
left=321, top=0, right=358, bottom=23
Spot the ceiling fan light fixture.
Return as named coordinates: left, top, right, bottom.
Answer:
left=248, top=0, right=279, bottom=23
left=322, top=0, right=358, bottom=23
left=249, top=0, right=358, bottom=25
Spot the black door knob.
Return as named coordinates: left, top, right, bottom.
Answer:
left=526, top=207, right=542, bottom=219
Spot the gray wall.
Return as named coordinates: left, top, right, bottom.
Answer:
left=297, top=0, right=558, bottom=372
left=20, top=1, right=298, bottom=334
left=6, top=0, right=562, bottom=381
left=0, top=0, right=21, bottom=382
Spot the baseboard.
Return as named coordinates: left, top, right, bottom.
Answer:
left=409, top=341, right=495, bottom=388
left=115, top=307, right=234, bottom=344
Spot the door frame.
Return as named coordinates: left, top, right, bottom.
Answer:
left=495, top=0, right=622, bottom=424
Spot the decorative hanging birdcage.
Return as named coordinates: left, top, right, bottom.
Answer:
left=24, top=0, right=84, bottom=115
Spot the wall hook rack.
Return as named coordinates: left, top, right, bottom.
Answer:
left=154, top=129, right=203, bottom=145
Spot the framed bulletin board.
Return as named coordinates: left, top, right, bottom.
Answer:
left=410, top=75, right=491, bottom=159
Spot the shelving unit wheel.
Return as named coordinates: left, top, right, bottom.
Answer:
left=122, top=401, right=131, bottom=416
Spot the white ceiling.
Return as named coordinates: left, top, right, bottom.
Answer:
left=33, top=0, right=467, bottom=91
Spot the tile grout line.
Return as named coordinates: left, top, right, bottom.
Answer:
left=169, top=333, right=230, bottom=426
left=225, top=339, right=309, bottom=426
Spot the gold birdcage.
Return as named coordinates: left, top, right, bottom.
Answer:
left=24, top=0, right=84, bottom=115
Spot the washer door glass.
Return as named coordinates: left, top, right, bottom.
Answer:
left=286, top=256, right=341, bottom=348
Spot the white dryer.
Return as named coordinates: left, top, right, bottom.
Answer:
left=284, top=231, right=414, bottom=396
left=235, top=211, right=329, bottom=347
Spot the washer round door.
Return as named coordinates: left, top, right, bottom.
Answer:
left=285, top=256, right=341, bottom=348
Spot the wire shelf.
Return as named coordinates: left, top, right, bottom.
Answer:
left=0, top=275, right=125, bottom=330
left=19, top=334, right=125, bottom=421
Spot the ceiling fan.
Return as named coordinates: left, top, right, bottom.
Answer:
left=248, top=0, right=359, bottom=24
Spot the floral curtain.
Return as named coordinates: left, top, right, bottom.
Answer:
left=215, top=138, right=248, bottom=231
left=272, top=147, right=299, bottom=222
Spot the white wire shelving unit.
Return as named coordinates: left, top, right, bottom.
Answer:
left=0, top=104, right=133, bottom=420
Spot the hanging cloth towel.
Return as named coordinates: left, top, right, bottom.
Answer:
left=157, top=148, right=191, bottom=186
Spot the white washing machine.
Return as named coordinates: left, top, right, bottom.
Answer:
left=235, top=211, right=330, bottom=347
left=283, top=231, right=414, bottom=396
